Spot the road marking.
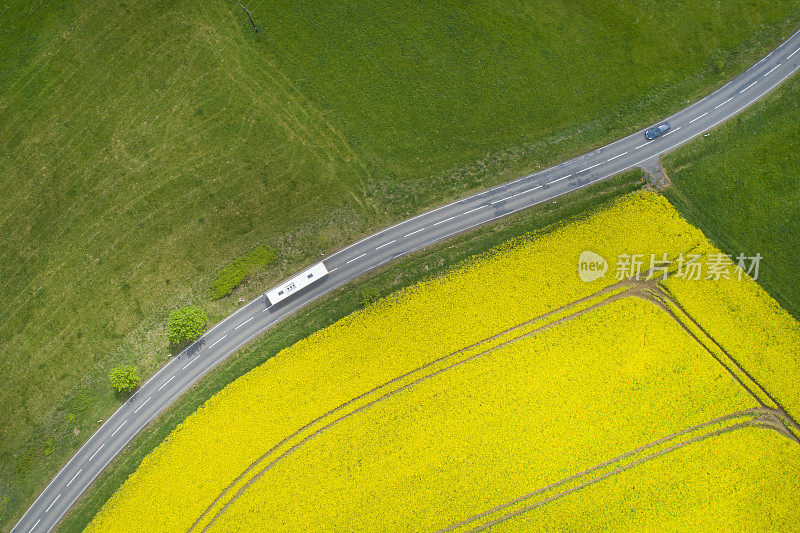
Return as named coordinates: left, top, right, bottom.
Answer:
left=134, top=396, right=151, bottom=413
left=688, top=112, right=708, bottom=123
left=661, top=126, right=681, bottom=137
left=375, top=239, right=396, bottom=250
left=714, top=97, right=733, bottom=109
left=45, top=494, right=61, bottom=513
left=606, top=151, right=627, bottom=161
left=551, top=175, right=570, bottom=184
left=346, top=253, right=366, bottom=263
left=491, top=196, right=511, bottom=205
left=462, top=205, right=488, bottom=215
left=207, top=335, right=227, bottom=349
left=581, top=163, right=601, bottom=172
left=110, top=420, right=127, bottom=438
left=508, top=185, right=542, bottom=199
left=66, top=469, right=82, bottom=487
left=764, top=64, right=781, bottom=77
left=157, top=375, right=175, bottom=391
left=88, top=443, right=105, bottom=462
left=433, top=215, right=458, bottom=226
left=634, top=142, right=648, bottom=149
left=182, top=356, right=199, bottom=369
left=29, top=518, right=40, bottom=532
left=788, top=47, right=800, bottom=59
left=740, top=80, right=757, bottom=93
left=328, top=267, right=338, bottom=273
left=234, top=316, right=254, bottom=330
left=403, top=228, right=425, bottom=238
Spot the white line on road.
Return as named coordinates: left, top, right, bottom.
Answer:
left=688, top=112, right=708, bottom=123
left=29, top=518, right=40, bottom=532
left=740, top=80, right=757, bottom=93
left=551, top=175, right=570, bottom=184
left=346, top=253, right=367, bottom=264
left=606, top=152, right=627, bottom=161
left=329, top=267, right=338, bottom=273
left=634, top=142, right=649, bottom=149
left=661, top=126, right=681, bottom=137
left=433, top=215, right=458, bottom=226
left=134, top=396, right=151, bottom=413
left=207, top=335, right=227, bottom=349
left=462, top=205, right=488, bottom=215
left=764, top=64, right=781, bottom=77
left=66, top=469, right=82, bottom=487
left=403, top=228, right=425, bottom=238
left=234, top=316, right=254, bottom=330
left=45, top=494, right=60, bottom=513
left=491, top=196, right=510, bottom=205
left=714, top=97, right=733, bottom=109
left=375, top=239, right=396, bottom=250
left=788, top=48, right=800, bottom=60
left=110, top=420, right=127, bottom=438
left=157, top=375, right=175, bottom=392
left=504, top=186, right=542, bottom=200
left=88, top=443, right=105, bottom=462
left=581, top=163, right=601, bottom=172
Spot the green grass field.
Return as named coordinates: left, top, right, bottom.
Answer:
left=1, top=0, right=800, bottom=529
left=663, top=75, right=800, bottom=320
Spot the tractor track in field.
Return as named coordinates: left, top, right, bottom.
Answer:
left=189, top=280, right=638, bottom=532
left=438, top=407, right=790, bottom=532
left=193, top=274, right=799, bottom=532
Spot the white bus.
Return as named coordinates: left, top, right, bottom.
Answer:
left=266, top=262, right=329, bottom=306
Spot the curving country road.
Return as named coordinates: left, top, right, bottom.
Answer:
left=13, top=25, right=800, bottom=533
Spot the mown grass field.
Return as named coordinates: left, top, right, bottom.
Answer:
left=84, top=191, right=800, bottom=531
left=663, top=74, right=800, bottom=320
left=2, top=0, right=800, bottom=528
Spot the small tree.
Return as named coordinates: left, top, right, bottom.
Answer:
left=167, top=305, right=208, bottom=346
left=109, top=365, right=140, bottom=394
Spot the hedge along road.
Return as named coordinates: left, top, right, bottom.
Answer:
left=13, top=25, right=800, bottom=533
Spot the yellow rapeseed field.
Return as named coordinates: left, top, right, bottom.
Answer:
left=494, top=426, right=800, bottom=531
left=86, top=191, right=800, bottom=532
left=207, top=297, right=753, bottom=532
left=664, top=274, right=800, bottom=422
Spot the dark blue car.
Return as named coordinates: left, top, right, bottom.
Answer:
left=644, top=122, right=670, bottom=140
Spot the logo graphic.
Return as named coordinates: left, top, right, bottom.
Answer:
left=578, top=251, right=608, bottom=282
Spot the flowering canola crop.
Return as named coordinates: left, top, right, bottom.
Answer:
left=86, top=191, right=800, bottom=532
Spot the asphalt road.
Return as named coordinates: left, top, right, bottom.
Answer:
left=13, top=25, right=800, bottom=533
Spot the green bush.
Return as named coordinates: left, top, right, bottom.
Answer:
left=360, top=286, right=381, bottom=307
left=166, top=306, right=208, bottom=346
left=109, top=365, right=140, bottom=394
left=210, top=244, right=277, bottom=300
